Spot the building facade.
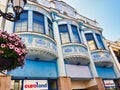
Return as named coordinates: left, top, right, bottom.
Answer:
left=1, top=0, right=120, bottom=90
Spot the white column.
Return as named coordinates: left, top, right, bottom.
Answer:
left=28, top=10, right=33, bottom=32
left=81, top=30, right=98, bottom=77
left=109, top=46, right=120, bottom=78
left=53, top=20, right=66, bottom=76
left=44, top=16, right=49, bottom=35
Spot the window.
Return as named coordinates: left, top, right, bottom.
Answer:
left=85, top=33, right=97, bottom=50
left=48, top=18, right=54, bottom=38
left=59, top=24, right=70, bottom=44
left=10, top=80, right=22, bottom=90
left=96, top=34, right=105, bottom=49
left=114, top=50, right=120, bottom=63
left=48, top=79, right=58, bottom=90
left=33, top=12, right=45, bottom=34
left=14, top=11, right=28, bottom=32
left=71, top=25, right=81, bottom=43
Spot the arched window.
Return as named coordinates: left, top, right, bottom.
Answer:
left=33, top=12, right=45, bottom=34
left=14, top=11, right=28, bottom=32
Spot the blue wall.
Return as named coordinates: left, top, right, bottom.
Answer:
left=96, top=66, right=117, bottom=79
left=7, top=59, right=58, bottom=79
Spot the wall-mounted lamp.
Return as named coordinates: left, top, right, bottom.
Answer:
left=0, top=0, right=27, bottom=22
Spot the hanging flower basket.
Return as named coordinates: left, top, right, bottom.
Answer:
left=0, top=30, right=27, bottom=71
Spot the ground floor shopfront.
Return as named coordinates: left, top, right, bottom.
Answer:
left=10, top=78, right=120, bottom=90
left=0, top=75, right=120, bottom=90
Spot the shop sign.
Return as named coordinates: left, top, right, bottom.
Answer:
left=23, top=80, right=48, bottom=90
left=104, top=80, right=115, bottom=87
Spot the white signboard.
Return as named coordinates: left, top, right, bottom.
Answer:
left=104, top=80, right=115, bottom=87
left=23, top=80, right=48, bottom=90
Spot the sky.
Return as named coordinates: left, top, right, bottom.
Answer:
left=62, top=0, right=120, bottom=41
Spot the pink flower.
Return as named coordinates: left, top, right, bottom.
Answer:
left=9, top=45, right=14, bottom=49
left=14, top=47, right=20, bottom=52
left=15, top=42, right=19, bottom=46
left=2, top=35, right=7, bottom=39
left=1, top=44, right=6, bottom=48
left=22, top=49, right=26, bottom=53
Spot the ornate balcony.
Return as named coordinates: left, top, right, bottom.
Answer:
left=91, top=50, right=113, bottom=67
left=62, top=43, right=90, bottom=65
left=16, top=32, right=58, bottom=60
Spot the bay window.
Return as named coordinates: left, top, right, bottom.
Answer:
left=59, top=24, right=70, bottom=44
left=48, top=18, right=54, bottom=38
left=85, top=33, right=97, bottom=50
left=33, top=12, right=45, bottom=34
left=96, top=34, right=105, bottom=49
left=71, top=25, right=81, bottom=43
left=14, top=11, right=28, bottom=32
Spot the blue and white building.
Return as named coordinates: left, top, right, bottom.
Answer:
left=1, top=0, right=120, bottom=90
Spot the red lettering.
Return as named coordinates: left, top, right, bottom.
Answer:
left=25, top=85, right=28, bottom=88
left=24, top=84, right=37, bottom=88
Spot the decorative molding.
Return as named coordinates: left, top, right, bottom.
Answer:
left=19, top=33, right=58, bottom=60
left=62, top=43, right=90, bottom=65
left=91, top=50, right=113, bottom=67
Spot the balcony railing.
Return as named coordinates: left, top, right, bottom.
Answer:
left=16, top=32, right=58, bottom=60
left=91, top=50, right=113, bottom=67
left=62, top=43, right=90, bottom=65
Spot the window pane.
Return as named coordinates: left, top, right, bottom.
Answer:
left=11, top=80, right=22, bottom=90
left=33, top=12, right=45, bottom=34
left=48, top=18, right=54, bottom=38
left=21, top=21, right=27, bottom=31
left=60, top=33, right=70, bottom=44
left=14, top=11, right=28, bottom=32
left=85, top=33, right=97, bottom=50
left=71, top=25, right=81, bottom=43
left=96, top=34, right=105, bottom=49
left=59, top=24, right=70, bottom=44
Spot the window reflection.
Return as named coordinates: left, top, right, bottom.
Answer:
left=10, top=80, right=22, bottom=90
left=85, top=33, right=97, bottom=50
left=14, top=11, right=28, bottom=32
left=48, top=18, right=54, bottom=38
left=71, top=25, right=81, bottom=43
left=59, top=24, right=70, bottom=44
left=96, top=34, right=105, bottom=49
left=33, top=12, right=44, bottom=34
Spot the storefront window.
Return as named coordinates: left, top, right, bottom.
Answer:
left=103, top=80, right=120, bottom=90
left=10, top=79, right=58, bottom=90
left=85, top=33, right=97, bottom=50
left=48, top=79, right=58, bottom=90
left=59, top=24, right=70, bottom=44
left=71, top=25, right=81, bottom=43
left=14, top=11, right=28, bottom=32
left=10, top=80, right=22, bottom=90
